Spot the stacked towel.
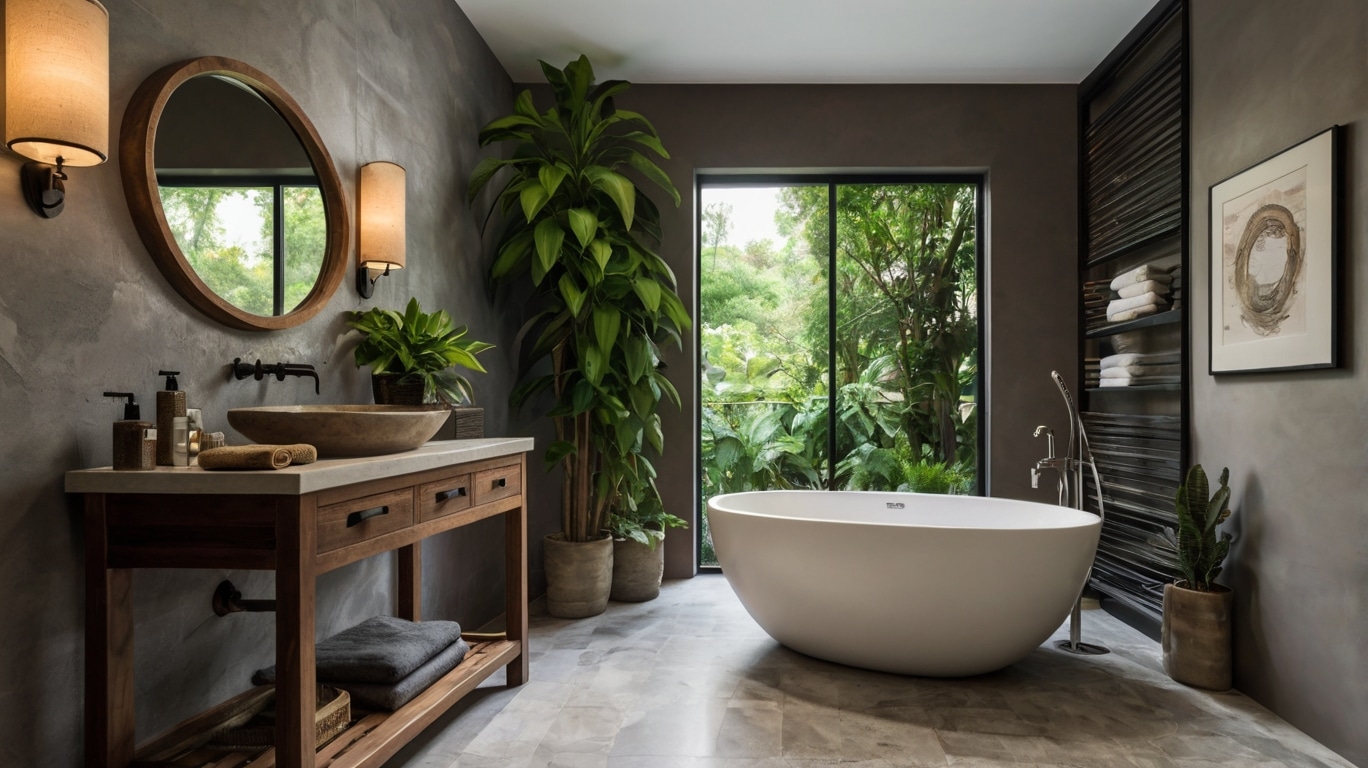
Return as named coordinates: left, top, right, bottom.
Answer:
left=1083, top=280, right=1112, bottom=333
left=1099, top=260, right=1182, bottom=325
left=254, top=616, right=470, bottom=711
left=1088, top=351, right=1182, bottom=388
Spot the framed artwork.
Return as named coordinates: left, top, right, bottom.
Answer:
left=1209, top=126, right=1340, bottom=374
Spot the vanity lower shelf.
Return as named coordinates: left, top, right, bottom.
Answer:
left=133, top=639, right=521, bottom=768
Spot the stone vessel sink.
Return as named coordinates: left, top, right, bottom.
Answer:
left=227, top=405, right=450, bottom=458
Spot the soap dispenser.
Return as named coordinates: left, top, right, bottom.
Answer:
left=155, top=370, right=186, bottom=466
left=105, top=391, right=154, bottom=471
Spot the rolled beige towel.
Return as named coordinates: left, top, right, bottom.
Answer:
left=198, top=444, right=318, bottom=471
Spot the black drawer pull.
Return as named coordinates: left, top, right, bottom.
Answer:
left=346, top=505, right=389, bottom=527
left=435, top=487, right=467, bottom=503
left=494, top=477, right=507, bottom=489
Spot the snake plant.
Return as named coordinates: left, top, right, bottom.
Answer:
left=1165, top=464, right=1234, bottom=592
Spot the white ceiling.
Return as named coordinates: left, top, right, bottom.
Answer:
left=456, top=0, right=1160, bottom=85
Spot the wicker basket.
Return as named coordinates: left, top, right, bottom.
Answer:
left=207, top=685, right=350, bottom=750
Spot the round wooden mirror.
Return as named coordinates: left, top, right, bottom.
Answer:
left=121, top=57, right=349, bottom=331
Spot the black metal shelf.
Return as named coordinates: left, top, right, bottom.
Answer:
left=1086, top=383, right=1181, bottom=393
left=1077, top=0, right=1188, bottom=642
left=1085, top=309, right=1182, bottom=338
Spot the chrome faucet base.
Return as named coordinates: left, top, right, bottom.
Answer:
left=1055, top=639, right=1110, bottom=656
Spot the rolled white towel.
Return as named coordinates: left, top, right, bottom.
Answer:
left=1107, top=291, right=1168, bottom=315
left=1107, top=305, right=1160, bottom=323
left=1100, top=352, right=1181, bottom=368
left=1100, top=364, right=1181, bottom=378
left=1117, top=279, right=1172, bottom=299
left=1109, top=264, right=1175, bottom=291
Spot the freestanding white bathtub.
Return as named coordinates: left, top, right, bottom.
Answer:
left=708, top=490, right=1101, bottom=676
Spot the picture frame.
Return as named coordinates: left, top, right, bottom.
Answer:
left=1208, top=126, right=1340, bottom=374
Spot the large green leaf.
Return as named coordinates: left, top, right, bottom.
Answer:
left=539, top=165, right=569, bottom=198
left=567, top=208, right=598, bottom=249
left=520, top=183, right=550, bottom=223
left=585, top=167, right=635, bottom=230
left=582, top=345, right=606, bottom=386
left=632, top=278, right=661, bottom=312
left=534, top=218, right=565, bottom=276
left=558, top=274, right=585, bottom=318
left=593, top=307, right=621, bottom=355
left=626, top=152, right=680, bottom=206
left=588, top=239, right=613, bottom=272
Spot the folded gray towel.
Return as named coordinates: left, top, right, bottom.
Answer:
left=338, top=638, right=470, bottom=711
left=253, top=616, right=462, bottom=685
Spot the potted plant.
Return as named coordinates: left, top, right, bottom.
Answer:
left=1160, top=464, right=1235, bottom=690
left=607, top=480, right=687, bottom=602
left=469, top=55, right=689, bottom=618
left=346, top=297, right=493, bottom=427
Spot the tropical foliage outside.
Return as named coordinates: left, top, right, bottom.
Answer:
left=699, top=183, right=979, bottom=565
left=160, top=185, right=326, bottom=316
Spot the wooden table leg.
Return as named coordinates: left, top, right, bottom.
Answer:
left=85, top=494, right=135, bottom=767
left=397, top=543, right=421, bottom=622
left=504, top=457, right=529, bottom=686
left=275, top=497, right=317, bottom=768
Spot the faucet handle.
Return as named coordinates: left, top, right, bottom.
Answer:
left=1030, top=467, right=1041, bottom=489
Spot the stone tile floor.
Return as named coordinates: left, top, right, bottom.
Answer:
left=386, top=575, right=1354, bottom=768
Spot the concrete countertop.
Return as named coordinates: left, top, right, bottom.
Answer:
left=64, top=438, right=534, bottom=496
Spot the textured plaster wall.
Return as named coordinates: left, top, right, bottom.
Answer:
left=1190, top=2, right=1368, bottom=765
left=0, top=1, right=522, bottom=764
left=513, top=82, right=1080, bottom=577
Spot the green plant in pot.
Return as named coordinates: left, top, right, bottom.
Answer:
left=606, top=478, right=687, bottom=603
left=469, top=55, right=689, bottom=618
left=346, top=297, right=493, bottom=408
left=1160, top=464, right=1236, bottom=690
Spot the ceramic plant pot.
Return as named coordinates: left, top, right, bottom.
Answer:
left=544, top=533, right=613, bottom=618
left=611, top=536, right=666, bottom=602
left=1162, top=582, right=1233, bottom=691
left=371, top=373, right=426, bottom=406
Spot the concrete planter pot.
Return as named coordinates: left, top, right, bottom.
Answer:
left=544, top=533, right=613, bottom=619
left=611, top=536, right=665, bottom=602
left=1162, top=582, right=1233, bottom=691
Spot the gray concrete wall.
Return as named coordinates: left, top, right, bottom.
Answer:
left=0, top=1, right=521, bottom=764
left=511, top=83, right=1080, bottom=577
left=1190, top=2, right=1368, bottom=765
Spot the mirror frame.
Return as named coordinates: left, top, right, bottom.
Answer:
left=121, top=56, right=350, bottom=331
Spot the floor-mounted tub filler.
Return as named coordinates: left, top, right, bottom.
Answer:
left=708, top=489, right=1101, bottom=676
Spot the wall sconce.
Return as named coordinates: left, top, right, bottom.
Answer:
left=4, top=0, right=110, bottom=219
left=356, top=161, right=406, bottom=298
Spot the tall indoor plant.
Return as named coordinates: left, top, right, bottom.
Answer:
left=346, top=297, right=492, bottom=407
left=469, top=56, right=689, bottom=618
left=1161, top=464, right=1236, bottom=690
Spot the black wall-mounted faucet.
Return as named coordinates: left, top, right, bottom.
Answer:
left=231, top=358, right=320, bottom=395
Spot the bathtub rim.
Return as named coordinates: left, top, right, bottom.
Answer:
left=707, top=489, right=1101, bottom=531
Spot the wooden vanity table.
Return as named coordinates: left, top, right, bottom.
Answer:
left=66, top=438, right=533, bottom=768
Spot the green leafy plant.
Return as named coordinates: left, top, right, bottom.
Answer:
left=1164, top=465, right=1234, bottom=591
left=346, top=297, right=493, bottom=404
left=469, top=55, right=690, bottom=543
left=607, top=488, right=686, bottom=551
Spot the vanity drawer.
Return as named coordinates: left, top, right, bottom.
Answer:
left=418, top=473, right=473, bottom=522
left=473, top=463, right=521, bottom=506
left=317, top=488, right=414, bottom=554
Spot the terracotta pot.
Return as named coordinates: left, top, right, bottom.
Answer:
left=1162, top=582, right=1233, bottom=691
left=371, top=373, right=426, bottom=406
left=611, top=536, right=665, bottom=602
left=544, top=533, right=613, bottom=618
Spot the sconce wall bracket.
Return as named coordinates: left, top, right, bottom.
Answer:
left=356, top=263, right=393, bottom=299
left=20, top=161, right=67, bottom=218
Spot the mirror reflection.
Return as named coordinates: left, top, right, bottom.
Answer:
left=154, top=75, right=326, bottom=317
